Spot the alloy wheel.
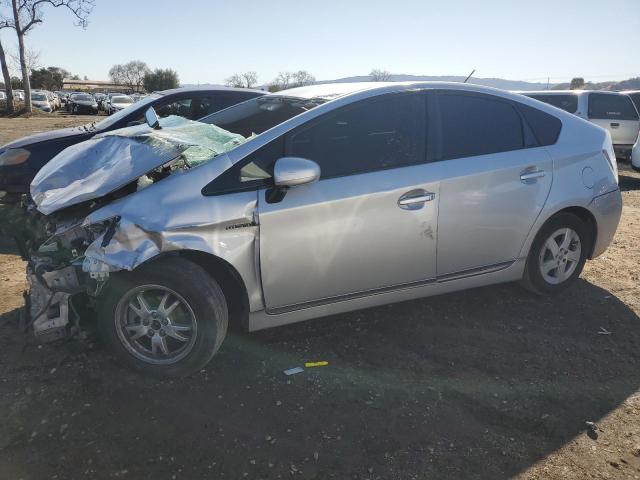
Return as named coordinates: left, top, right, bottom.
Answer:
left=538, top=227, right=582, bottom=285
left=114, top=285, right=198, bottom=365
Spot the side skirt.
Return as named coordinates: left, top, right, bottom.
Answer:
left=248, top=259, right=525, bottom=332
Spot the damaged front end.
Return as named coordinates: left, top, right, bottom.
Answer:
left=20, top=115, right=250, bottom=343
left=17, top=203, right=112, bottom=342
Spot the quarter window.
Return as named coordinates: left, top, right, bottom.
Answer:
left=516, top=103, right=562, bottom=146
left=437, top=93, right=524, bottom=160
left=286, top=93, right=427, bottom=178
left=588, top=93, right=639, bottom=121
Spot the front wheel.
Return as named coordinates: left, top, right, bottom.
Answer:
left=98, top=257, right=228, bottom=377
left=521, top=212, right=590, bottom=295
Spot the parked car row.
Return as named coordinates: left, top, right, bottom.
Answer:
left=0, top=82, right=623, bottom=376
left=0, top=86, right=265, bottom=200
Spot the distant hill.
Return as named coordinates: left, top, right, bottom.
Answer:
left=551, top=77, right=640, bottom=91
left=318, top=74, right=549, bottom=91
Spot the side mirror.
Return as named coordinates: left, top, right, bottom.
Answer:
left=145, top=107, right=161, bottom=129
left=273, top=157, right=320, bottom=187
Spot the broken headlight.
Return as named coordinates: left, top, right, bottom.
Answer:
left=0, top=148, right=31, bottom=166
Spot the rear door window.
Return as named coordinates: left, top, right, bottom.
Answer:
left=436, top=92, right=524, bottom=160
left=286, top=92, right=427, bottom=178
left=526, top=94, right=578, bottom=114
left=588, top=93, right=639, bottom=120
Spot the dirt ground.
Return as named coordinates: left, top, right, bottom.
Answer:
left=1, top=116, right=640, bottom=480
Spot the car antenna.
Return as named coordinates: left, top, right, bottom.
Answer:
left=463, top=69, right=476, bottom=83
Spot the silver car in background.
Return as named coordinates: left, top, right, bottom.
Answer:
left=25, top=82, right=622, bottom=376
left=519, top=90, right=640, bottom=161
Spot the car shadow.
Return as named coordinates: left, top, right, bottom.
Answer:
left=619, top=171, right=640, bottom=192
left=1, top=278, right=639, bottom=479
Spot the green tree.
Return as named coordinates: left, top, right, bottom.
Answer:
left=30, top=66, right=67, bottom=90
left=10, top=75, right=22, bottom=89
left=143, top=68, right=179, bottom=92
left=570, top=77, right=585, bottom=90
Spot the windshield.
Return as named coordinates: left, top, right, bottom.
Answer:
left=199, top=95, right=325, bottom=138
left=113, top=96, right=133, bottom=104
left=31, top=93, right=47, bottom=101
left=73, top=94, right=94, bottom=102
left=94, top=94, right=161, bottom=130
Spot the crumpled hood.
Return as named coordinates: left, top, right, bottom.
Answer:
left=2, top=126, right=89, bottom=149
left=31, top=115, right=247, bottom=215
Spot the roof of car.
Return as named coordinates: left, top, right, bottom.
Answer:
left=157, top=85, right=266, bottom=96
left=272, top=81, right=527, bottom=101
left=515, top=89, right=629, bottom=96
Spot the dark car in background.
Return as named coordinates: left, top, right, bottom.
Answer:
left=0, top=86, right=265, bottom=201
left=68, top=93, right=99, bottom=115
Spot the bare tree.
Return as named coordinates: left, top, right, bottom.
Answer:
left=109, top=60, right=150, bottom=92
left=0, top=21, right=14, bottom=112
left=273, top=71, right=293, bottom=90
left=270, top=70, right=315, bottom=92
left=292, top=70, right=315, bottom=87
left=369, top=68, right=391, bottom=82
left=8, top=0, right=94, bottom=110
left=9, top=45, right=40, bottom=74
left=226, top=71, right=258, bottom=89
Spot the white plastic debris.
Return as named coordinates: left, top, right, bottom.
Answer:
left=283, top=367, right=304, bottom=376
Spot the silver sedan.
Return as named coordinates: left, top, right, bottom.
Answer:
left=28, top=82, right=622, bottom=376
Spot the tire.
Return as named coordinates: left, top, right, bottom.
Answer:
left=98, top=257, right=228, bottom=377
left=521, top=212, right=591, bottom=295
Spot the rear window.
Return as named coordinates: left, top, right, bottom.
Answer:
left=588, top=93, right=639, bottom=120
left=628, top=93, right=640, bottom=112
left=437, top=92, right=524, bottom=160
left=516, top=103, right=562, bottom=146
left=527, top=94, right=578, bottom=114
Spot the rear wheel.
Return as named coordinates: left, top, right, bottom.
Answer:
left=521, top=212, right=590, bottom=295
left=98, top=257, right=228, bottom=377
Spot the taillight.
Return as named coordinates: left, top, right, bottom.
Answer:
left=602, top=134, right=618, bottom=183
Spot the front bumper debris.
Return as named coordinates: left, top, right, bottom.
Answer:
left=26, top=265, right=83, bottom=343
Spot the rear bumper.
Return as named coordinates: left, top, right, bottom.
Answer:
left=589, top=188, right=622, bottom=258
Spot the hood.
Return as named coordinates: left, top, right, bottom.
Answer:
left=111, top=102, right=130, bottom=108
left=2, top=126, right=91, bottom=149
left=74, top=99, right=96, bottom=105
left=31, top=115, right=248, bottom=215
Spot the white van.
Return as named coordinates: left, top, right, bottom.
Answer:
left=519, top=90, right=640, bottom=161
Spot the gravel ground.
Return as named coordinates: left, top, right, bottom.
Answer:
left=0, top=116, right=639, bottom=479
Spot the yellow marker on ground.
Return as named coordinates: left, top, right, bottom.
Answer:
left=304, top=361, right=329, bottom=368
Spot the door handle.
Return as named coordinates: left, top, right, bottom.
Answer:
left=520, top=169, right=545, bottom=183
left=610, top=122, right=619, bottom=128
left=398, top=190, right=436, bottom=210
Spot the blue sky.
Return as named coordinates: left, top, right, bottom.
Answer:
left=2, top=0, right=638, bottom=85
